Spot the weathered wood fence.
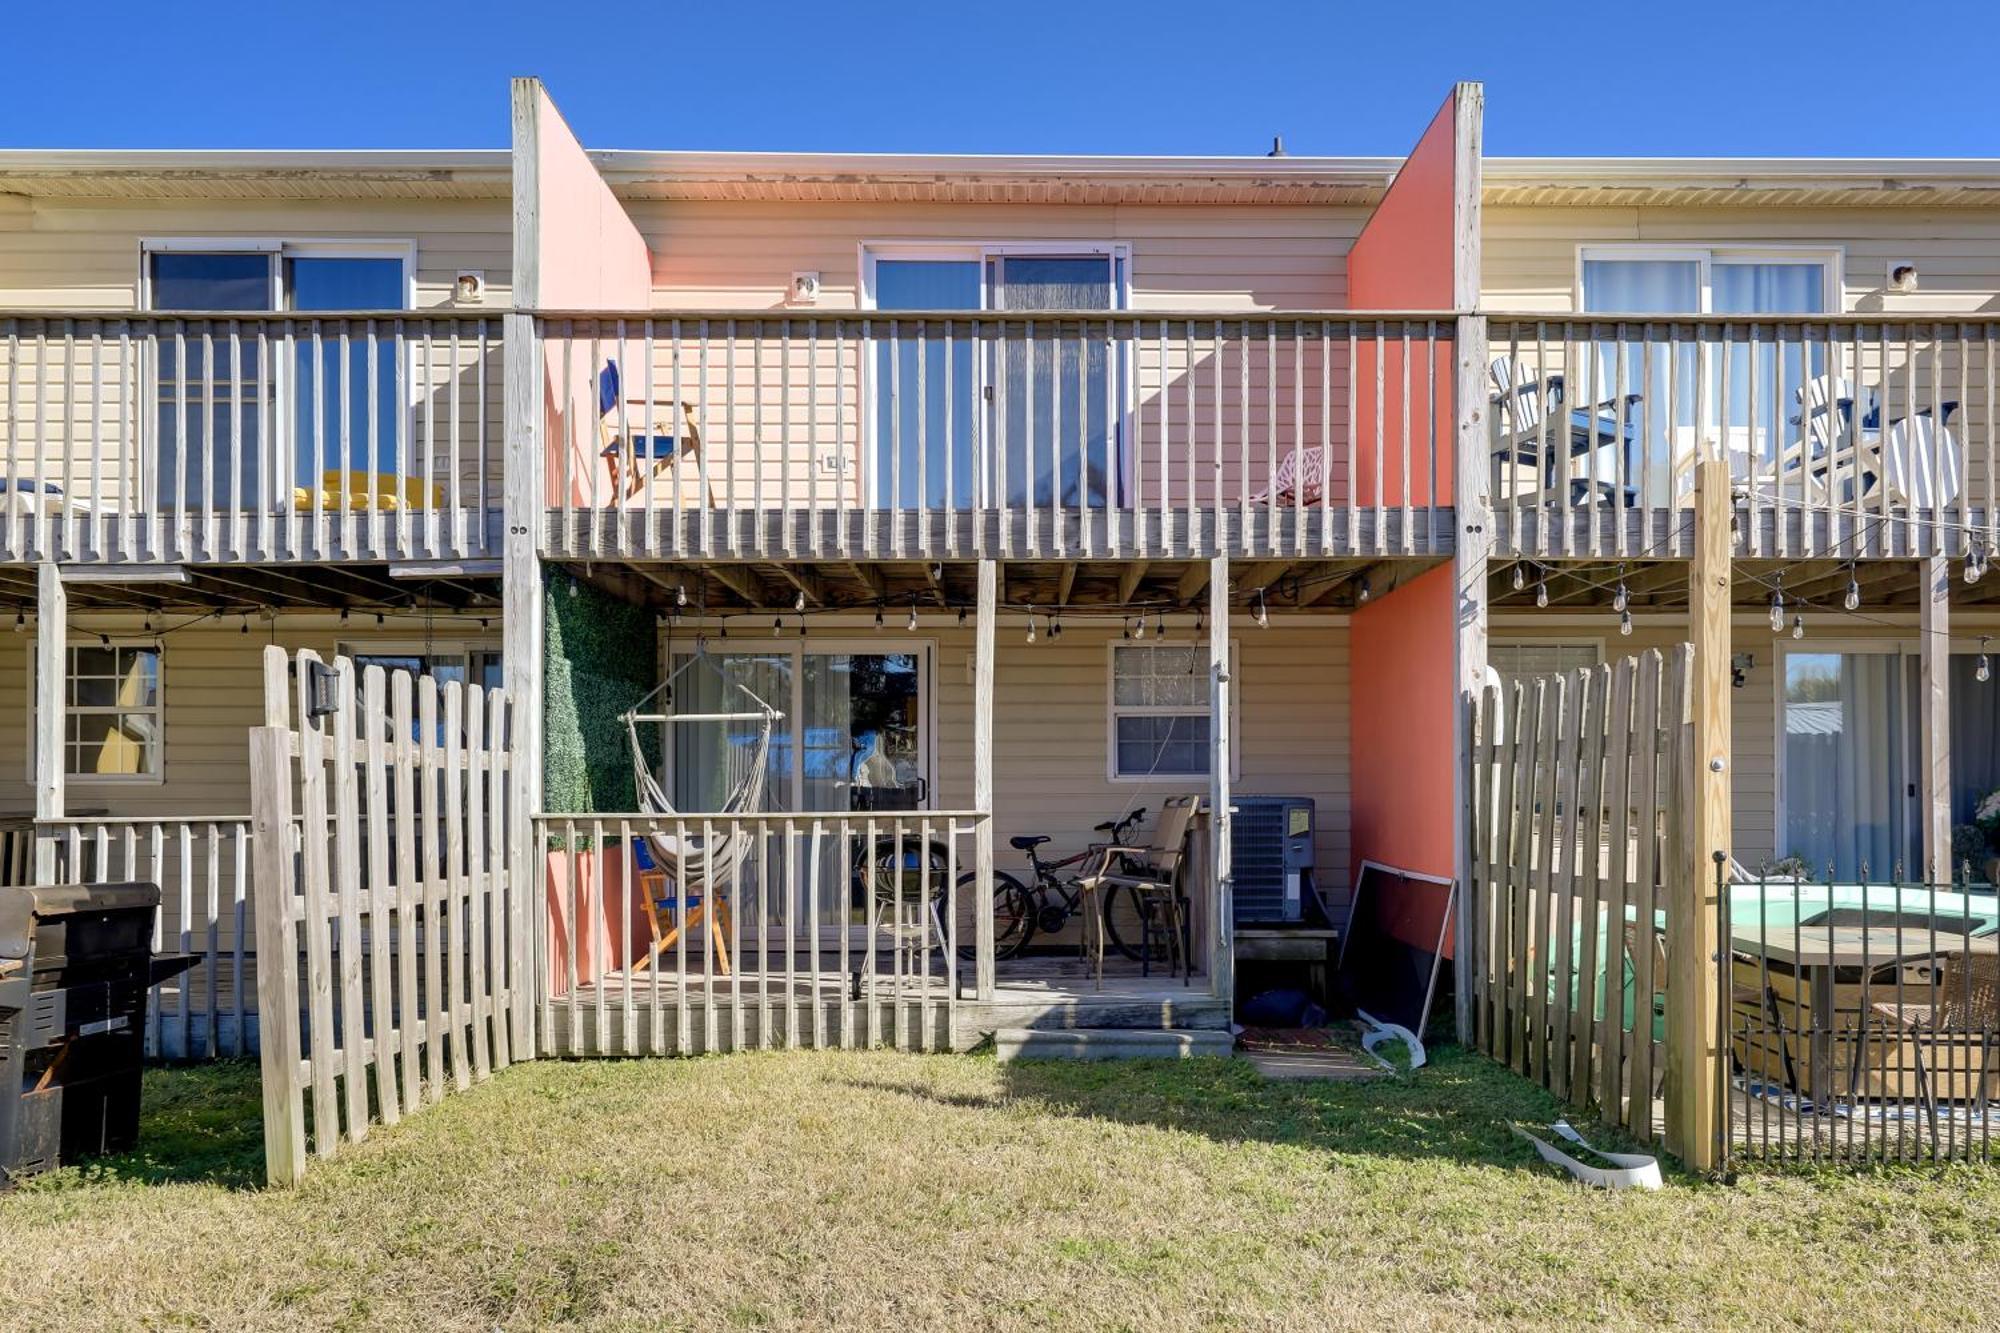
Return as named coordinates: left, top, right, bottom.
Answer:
left=1469, top=645, right=1693, bottom=1141
left=248, top=645, right=532, bottom=1185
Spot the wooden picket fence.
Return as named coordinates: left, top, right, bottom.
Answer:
left=248, top=645, right=532, bottom=1185
left=1469, top=645, right=1692, bottom=1140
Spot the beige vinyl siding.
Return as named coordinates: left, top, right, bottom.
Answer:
left=938, top=618, right=1351, bottom=904
left=0, top=197, right=513, bottom=310
left=1482, top=205, right=2000, bottom=313
left=634, top=201, right=1365, bottom=312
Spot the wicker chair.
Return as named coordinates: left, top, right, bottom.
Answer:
left=1868, top=950, right=2000, bottom=1139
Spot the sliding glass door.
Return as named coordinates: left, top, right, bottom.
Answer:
left=147, top=248, right=407, bottom=511
left=870, top=249, right=1125, bottom=511
left=1781, top=649, right=1919, bottom=879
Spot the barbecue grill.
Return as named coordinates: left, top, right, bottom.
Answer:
left=0, top=882, right=195, bottom=1182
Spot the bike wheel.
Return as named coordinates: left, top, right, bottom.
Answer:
left=952, top=869, right=1035, bottom=962
left=1098, top=881, right=1177, bottom=966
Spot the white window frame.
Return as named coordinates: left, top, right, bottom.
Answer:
left=1105, top=638, right=1240, bottom=784
left=25, top=638, right=167, bottom=786
left=858, top=241, right=1135, bottom=510
left=1486, top=637, right=1605, bottom=681
left=1574, top=244, right=1845, bottom=314
left=655, top=637, right=939, bottom=814
left=336, top=639, right=504, bottom=686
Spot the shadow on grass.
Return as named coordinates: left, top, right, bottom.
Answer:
left=19, top=1060, right=267, bottom=1193
left=844, top=1044, right=1681, bottom=1178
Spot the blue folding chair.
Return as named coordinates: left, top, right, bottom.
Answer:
left=597, top=359, right=707, bottom=501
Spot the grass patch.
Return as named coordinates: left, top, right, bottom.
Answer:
left=3, top=1048, right=1999, bottom=1329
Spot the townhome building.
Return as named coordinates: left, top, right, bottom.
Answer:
left=2, top=78, right=1994, bottom=1057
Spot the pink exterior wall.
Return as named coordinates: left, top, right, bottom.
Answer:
left=1345, top=92, right=1462, bottom=510
left=1348, top=562, right=1456, bottom=953
left=528, top=86, right=655, bottom=504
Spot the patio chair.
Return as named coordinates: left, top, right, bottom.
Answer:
left=1075, top=797, right=1198, bottom=990
left=1249, top=446, right=1326, bottom=506
left=1774, top=375, right=1961, bottom=508
left=1489, top=355, right=1641, bottom=508
left=1865, top=950, right=2000, bottom=1142
left=598, top=359, right=707, bottom=502
left=628, top=836, right=732, bottom=977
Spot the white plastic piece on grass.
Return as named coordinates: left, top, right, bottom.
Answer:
left=1512, top=1120, right=1663, bottom=1191
left=1355, top=1011, right=1426, bottom=1071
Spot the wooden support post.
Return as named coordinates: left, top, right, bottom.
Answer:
left=1208, top=555, right=1233, bottom=1004
left=248, top=724, right=305, bottom=1186
left=1449, top=82, right=1487, bottom=1043
left=973, top=560, right=997, bottom=1001
left=1670, top=457, right=1731, bottom=1172
left=1919, top=555, right=1952, bottom=885
left=32, top=561, right=65, bottom=883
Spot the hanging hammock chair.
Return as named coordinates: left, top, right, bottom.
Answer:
left=621, top=642, right=784, bottom=905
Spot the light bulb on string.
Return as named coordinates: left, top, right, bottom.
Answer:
left=1791, top=613, right=1805, bottom=640
left=906, top=598, right=918, bottom=632
left=1967, top=545, right=1988, bottom=585
left=1979, top=637, right=1992, bottom=684
left=1769, top=589, right=1785, bottom=634
left=798, top=615, right=808, bottom=638
left=1133, top=612, right=1147, bottom=640
left=1619, top=609, right=1633, bottom=636
left=874, top=603, right=884, bottom=632
left=1050, top=614, right=1064, bottom=641
left=1253, top=588, right=1270, bottom=628
left=1845, top=575, right=1861, bottom=612
left=1512, top=564, right=1526, bottom=592
left=1025, top=613, right=1037, bottom=645
left=957, top=607, right=967, bottom=628
left=1357, top=577, right=1371, bottom=605
left=771, top=615, right=783, bottom=637
left=12, top=609, right=24, bottom=634
left=1154, top=609, right=1166, bottom=639
left=676, top=584, right=688, bottom=608
left=1612, top=581, right=1628, bottom=614
left=1534, top=577, right=1548, bottom=609
left=795, top=589, right=807, bottom=613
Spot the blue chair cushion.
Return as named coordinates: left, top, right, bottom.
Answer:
left=600, top=432, right=690, bottom=461
left=6, top=478, right=62, bottom=494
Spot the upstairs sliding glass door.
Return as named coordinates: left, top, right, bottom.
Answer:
left=870, top=248, right=1125, bottom=513
left=147, top=247, right=407, bottom=513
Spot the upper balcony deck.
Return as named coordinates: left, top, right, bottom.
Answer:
left=1, top=309, right=502, bottom=566
left=1486, top=313, right=2000, bottom=562
left=535, top=310, right=1458, bottom=565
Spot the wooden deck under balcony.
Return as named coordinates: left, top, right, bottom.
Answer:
left=535, top=310, right=1460, bottom=564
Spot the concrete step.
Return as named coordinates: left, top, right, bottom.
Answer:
left=993, top=1026, right=1236, bottom=1062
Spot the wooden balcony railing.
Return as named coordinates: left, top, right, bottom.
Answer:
left=1, top=311, right=503, bottom=564
left=1488, top=315, right=2000, bottom=559
left=537, top=312, right=1456, bottom=561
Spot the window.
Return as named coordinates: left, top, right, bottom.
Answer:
left=1108, top=643, right=1212, bottom=780
left=1780, top=648, right=1918, bottom=880
left=343, top=648, right=503, bottom=692
left=1488, top=641, right=1601, bottom=691
left=62, top=643, right=163, bottom=780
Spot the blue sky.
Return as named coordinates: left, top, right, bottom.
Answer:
left=7, top=1, right=1996, bottom=157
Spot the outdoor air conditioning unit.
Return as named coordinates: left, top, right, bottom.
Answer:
left=1231, top=796, right=1315, bottom=924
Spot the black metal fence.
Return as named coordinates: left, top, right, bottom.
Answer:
left=1721, top=863, right=2000, bottom=1166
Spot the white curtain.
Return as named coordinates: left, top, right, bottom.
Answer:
left=1950, top=657, right=2000, bottom=827
left=1783, top=652, right=1907, bottom=879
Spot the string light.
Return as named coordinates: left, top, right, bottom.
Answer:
left=1534, top=576, right=1549, bottom=609
left=957, top=607, right=967, bottom=628
left=1050, top=613, right=1064, bottom=641
left=1769, top=588, right=1785, bottom=634
left=567, top=576, right=578, bottom=598
left=1619, top=608, right=1634, bottom=636
left=874, top=603, right=884, bottom=631
left=1025, top=612, right=1037, bottom=644
left=1133, top=611, right=1148, bottom=640
left=240, top=614, right=250, bottom=635
left=1512, top=564, right=1526, bottom=592
left=1844, top=573, right=1861, bottom=612
left=11, top=609, right=23, bottom=634
left=1253, top=587, right=1270, bottom=628
left=1612, top=578, right=1628, bottom=614
left=1979, top=637, right=1991, bottom=684
left=798, top=615, right=807, bottom=638
left=795, top=589, right=807, bottom=613
left=1153, top=608, right=1166, bottom=638
left=771, top=615, right=783, bottom=637
left=1357, top=577, right=1371, bottom=605
left=906, top=597, right=918, bottom=632
left=1967, top=544, right=1989, bottom=586
left=1791, top=612, right=1805, bottom=640
left=676, top=583, right=688, bottom=608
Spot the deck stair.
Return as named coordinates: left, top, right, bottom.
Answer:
left=993, top=1027, right=1235, bottom=1062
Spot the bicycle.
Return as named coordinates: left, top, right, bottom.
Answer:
left=955, top=808, right=1173, bottom=964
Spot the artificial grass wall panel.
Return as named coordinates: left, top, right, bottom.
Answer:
left=543, top=571, right=658, bottom=813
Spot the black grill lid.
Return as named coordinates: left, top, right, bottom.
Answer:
left=0, top=882, right=163, bottom=959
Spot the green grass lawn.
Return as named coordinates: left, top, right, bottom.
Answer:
left=5, top=1048, right=2000, bottom=1331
